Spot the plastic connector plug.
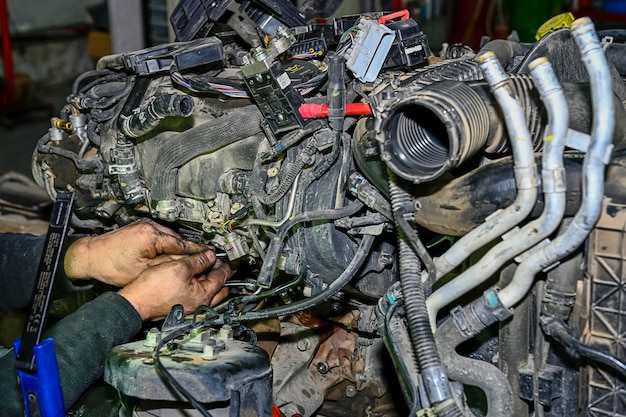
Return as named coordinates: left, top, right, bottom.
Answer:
left=346, top=19, right=396, bottom=82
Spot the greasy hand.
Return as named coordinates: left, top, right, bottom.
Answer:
left=118, top=251, right=234, bottom=321
left=64, top=219, right=209, bottom=286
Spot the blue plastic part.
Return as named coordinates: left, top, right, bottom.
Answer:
left=13, top=337, right=65, bottom=417
left=346, top=19, right=396, bottom=83
left=486, top=290, right=499, bottom=307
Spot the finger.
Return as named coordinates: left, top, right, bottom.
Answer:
left=199, top=262, right=233, bottom=299
left=209, top=287, right=230, bottom=306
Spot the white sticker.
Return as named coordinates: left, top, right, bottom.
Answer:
left=277, top=72, right=292, bottom=89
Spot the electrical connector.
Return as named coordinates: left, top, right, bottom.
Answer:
left=346, top=19, right=396, bottom=83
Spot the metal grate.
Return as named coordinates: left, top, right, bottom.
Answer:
left=585, top=198, right=626, bottom=416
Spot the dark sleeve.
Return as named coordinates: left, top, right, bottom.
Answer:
left=0, top=232, right=84, bottom=312
left=0, top=292, right=142, bottom=416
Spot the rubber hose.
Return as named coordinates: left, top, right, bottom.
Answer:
left=399, top=57, right=484, bottom=88
left=255, top=200, right=364, bottom=288
left=436, top=317, right=514, bottom=417
left=479, top=39, right=532, bottom=68
left=606, top=43, right=626, bottom=76
left=120, top=93, right=195, bottom=138
left=256, top=145, right=311, bottom=205
left=151, top=105, right=263, bottom=202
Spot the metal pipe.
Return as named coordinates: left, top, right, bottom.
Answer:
left=424, top=51, right=539, bottom=289
left=426, top=56, right=568, bottom=328
left=498, top=17, right=616, bottom=309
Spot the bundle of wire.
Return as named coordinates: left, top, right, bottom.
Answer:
left=294, top=36, right=353, bottom=96
left=170, top=69, right=250, bottom=98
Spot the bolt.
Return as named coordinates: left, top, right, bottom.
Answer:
left=345, top=385, right=357, bottom=398
left=297, top=338, right=311, bottom=352
left=331, top=302, right=342, bottom=314
left=316, top=362, right=329, bottom=374
left=218, top=324, right=234, bottom=341
left=144, top=328, right=160, bottom=347
left=202, top=343, right=218, bottom=361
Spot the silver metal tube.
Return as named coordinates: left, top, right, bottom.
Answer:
left=427, top=52, right=539, bottom=282
left=499, top=17, right=616, bottom=308
left=426, top=56, right=567, bottom=329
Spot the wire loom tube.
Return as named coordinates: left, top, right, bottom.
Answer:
left=388, top=172, right=462, bottom=417
left=151, top=105, right=263, bottom=204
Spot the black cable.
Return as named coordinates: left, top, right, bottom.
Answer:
left=153, top=325, right=214, bottom=417
left=37, top=134, right=100, bottom=171
left=546, top=319, right=626, bottom=378
left=395, top=211, right=437, bottom=296
left=216, top=271, right=306, bottom=314
left=71, top=69, right=116, bottom=94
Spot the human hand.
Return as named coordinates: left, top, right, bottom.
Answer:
left=64, top=218, right=209, bottom=286
left=118, top=251, right=233, bottom=321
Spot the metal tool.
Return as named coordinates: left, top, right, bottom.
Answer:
left=14, top=190, right=75, bottom=417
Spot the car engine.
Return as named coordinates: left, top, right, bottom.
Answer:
left=31, top=1, right=626, bottom=416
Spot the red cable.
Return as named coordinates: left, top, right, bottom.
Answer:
left=299, top=103, right=373, bottom=118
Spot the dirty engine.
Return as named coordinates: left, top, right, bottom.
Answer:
left=31, top=0, right=626, bottom=416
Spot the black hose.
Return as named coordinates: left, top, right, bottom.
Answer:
left=542, top=317, right=626, bottom=378
left=399, top=57, right=484, bottom=88
left=479, top=39, right=532, bottom=68
left=151, top=105, right=263, bottom=202
left=435, top=316, right=514, bottom=417
left=414, top=148, right=626, bottom=236
left=395, top=206, right=436, bottom=296
left=84, top=76, right=135, bottom=110
left=120, top=93, right=195, bottom=138
left=606, top=43, right=626, bottom=76
left=71, top=69, right=116, bottom=94
left=116, top=76, right=152, bottom=141
left=37, top=134, right=99, bottom=171
left=541, top=220, right=582, bottom=320
left=382, top=299, right=422, bottom=413
left=255, top=140, right=316, bottom=205
left=389, top=173, right=439, bottom=367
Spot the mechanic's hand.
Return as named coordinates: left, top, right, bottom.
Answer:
left=118, top=251, right=233, bottom=321
left=64, top=218, right=209, bottom=286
